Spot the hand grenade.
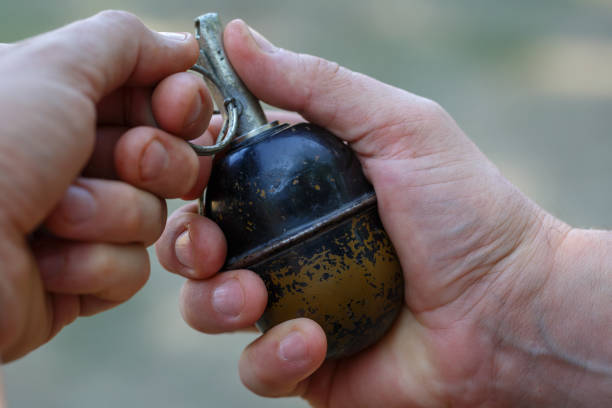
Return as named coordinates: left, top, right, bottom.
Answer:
left=189, top=13, right=404, bottom=358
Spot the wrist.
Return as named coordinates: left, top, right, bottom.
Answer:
left=486, top=219, right=612, bottom=406
left=543, top=228, right=612, bottom=377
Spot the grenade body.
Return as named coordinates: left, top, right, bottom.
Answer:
left=205, top=123, right=404, bottom=358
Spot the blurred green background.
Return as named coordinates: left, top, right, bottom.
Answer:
left=2, top=0, right=612, bottom=407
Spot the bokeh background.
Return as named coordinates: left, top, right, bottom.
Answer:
left=2, top=0, right=612, bottom=407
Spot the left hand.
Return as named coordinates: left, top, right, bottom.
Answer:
left=0, top=10, right=212, bottom=362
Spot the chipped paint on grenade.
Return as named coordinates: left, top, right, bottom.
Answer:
left=251, top=207, right=403, bottom=358
left=205, top=123, right=405, bottom=359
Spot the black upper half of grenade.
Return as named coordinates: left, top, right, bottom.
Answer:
left=205, top=122, right=376, bottom=270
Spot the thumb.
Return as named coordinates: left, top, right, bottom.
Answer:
left=19, top=10, right=199, bottom=101
left=0, top=11, right=199, bottom=234
left=223, top=19, right=453, bottom=160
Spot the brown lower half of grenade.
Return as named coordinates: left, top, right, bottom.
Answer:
left=251, top=207, right=404, bottom=359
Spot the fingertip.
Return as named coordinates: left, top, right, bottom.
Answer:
left=155, top=210, right=226, bottom=279
left=239, top=318, right=327, bottom=397
left=179, top=269, right=267, bottom=334
left=180, top=216, right=227, bottom=278
left=157, top=31, right=191, bottom=42
left=163, top=31, right=199, bottom=64
left=227, top=19, right=279, bottom=55
left=43, top=179, right=166, bottom=246
left=35, top=240, right=150, bottom=304
left=223, top=19, right=271, bottom=73
left=132, top=26, right=200, bottom=85
left=223, top=19, right=302, bottom=115
left=152, top=72, right=213, bottom=140
left=114, top=126, right=200, bottom=198
left=224, top=19, right=250, bottom=45
left=67, top=11, right=200, bottom=98
left=223, top=17, right=416, bottom=156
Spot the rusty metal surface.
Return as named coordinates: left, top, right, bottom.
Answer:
left=253, top=206, right=404, bottom=358
left=205, top=121, right=404, bottom=358
left=187, top=11, right=404, bottom=360
left=205, top=122, right=378, bottom=269
left=226, top=193, right=377, bottom=270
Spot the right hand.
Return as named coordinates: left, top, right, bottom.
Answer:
left=157, top=19, right=580, bottom=407
left=0, top=10, right=211, bottom=363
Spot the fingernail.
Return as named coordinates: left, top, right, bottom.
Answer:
left=185, top=90, right=203, bottom=128
left=140, top=139, right=169, bottom=181
left=212, top=278, right=244, bottom=317
left=278, top=331, right=308, bottom=362
left=240, top=20, right=277, bottom=54
left=159, top=31, right=189, bottom=41
left=175, top=229, right=195, bottom=270
left=58, top=184, right=97, bottom=223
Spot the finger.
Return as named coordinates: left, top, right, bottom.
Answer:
left=180, top=269, right=267, bottom=334
left=114, top=126, right=202, bottom=198
left=78, top=295, right=124, bottom=316
left=97, top=72, right=213, bottom=140
left=82, top=126, right=124, bottom=179
left=155, top=203, right=226, bottom=279
left=44, top=178, right=166, bottom=246
left=33, top=239, right=150, bottom=304
left=84, top=123, right=212, bottom=195
left=152, top=72, right=213, bottom=140
left=170, top=127, right=215, bottom=200
left=28, top=11, right=199, bottom=101
left=184, top=118, right=227, bottom=200
left=47, top=293, right=80, bottom=339
left=46, top=292, right=126, bottom=339
left=0, top=11, right=199, bottom=234
left=97, top=86, right=156, bottom=128
left=223, top=19, right=437, bottom=158
left=239, top=318, right=327, bottom=397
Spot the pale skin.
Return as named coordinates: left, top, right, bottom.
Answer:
left=0, top=11, right=611, bottom=408
left=0, top=10, right=214, bottom=405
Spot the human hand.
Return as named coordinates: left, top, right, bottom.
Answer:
left=0, top=11, right=212, bottom=362
left=157, top=19, right=611, bottom=407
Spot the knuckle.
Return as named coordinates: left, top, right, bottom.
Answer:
left=306, top=54, right=342, bottom=84
left=95, top=10, right=141, bottom=27
left=297, top=54, right=345, bottom=121
left=93, top=10, right=145, bottom=42
left=414, top=97, right=447, bottom=125
left=314, top=56, right=341, bottom=78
